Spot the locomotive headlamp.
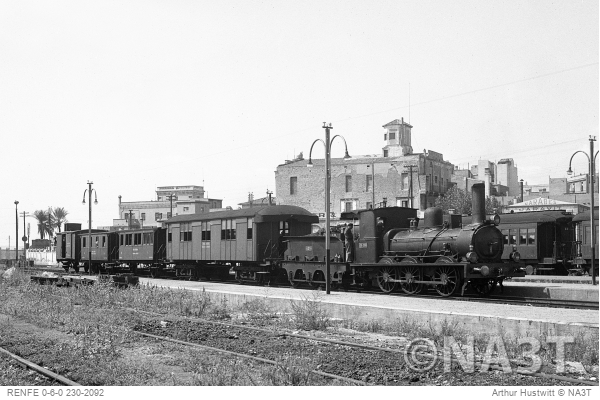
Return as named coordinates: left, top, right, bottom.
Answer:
left=493, top=214, right=501, bottom=226
left=480, top=265, right=490, bottom=276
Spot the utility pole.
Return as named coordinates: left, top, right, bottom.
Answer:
left=14, top=201, right=19, bottom=266
left=21, top=211, right=29, bottom=263
left=405, top=164, right=417, bottom=208
left=167, top=194, right=175, bottom=218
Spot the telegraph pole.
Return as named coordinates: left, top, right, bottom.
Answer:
left=405, top=164, right=417, bottom=208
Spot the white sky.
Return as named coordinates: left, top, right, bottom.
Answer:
left=1, top=0, right=598, bottom=247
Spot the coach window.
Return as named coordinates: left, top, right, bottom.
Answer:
left=502, top=230, right=509, bottom=245
left=168, top=230, right=172, bottom=242
left=528, top=230, right=536, bottom=246
left=231, top=220, right=236, bottom=240
left=247, top=218, right=253, bottom=239
left=95, top=236, right=99, bottom=247
left=519, top=229, right=527, bottom=245
left=102, top=237, right=106, bottom=247
left=509, top=229, right=516, bottom=245
left=134, top=233, right=141, bottom=245
left=202, top=222, right=211, bottom=241
left=82, top=237, right=87, bottom=248
left=221, top=220, right=227, bottom=240
left=279, top=221, right=289, bottom=235
left=120, top=234, right=124, bottom=246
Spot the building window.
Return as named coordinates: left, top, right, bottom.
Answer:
left=167, top=212, right=172, bottom=218
left=345, top=175, right=352, bottom=192
left=383, top=149, right=388, bottom=157
left=384, top=133, right=387, bottom=140
left=366, top=202, right=373, bottom=210
left=290, top=177, right=298, bottom=195
left=389, top=131, right=395, bottom=140
left=366, top=175, right=373, bottom=192
left=141, top=213, right=145, bottom=221
left=183, top=207, right=189, bottom=212
left=345, top=201, right=353, bottom=212
left=155, top=212, right=162, bottom=220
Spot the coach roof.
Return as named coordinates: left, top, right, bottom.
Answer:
left=163, top=205, right=319, bottom=224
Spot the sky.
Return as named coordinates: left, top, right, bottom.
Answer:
left=0, top=0, right=598, bottom=247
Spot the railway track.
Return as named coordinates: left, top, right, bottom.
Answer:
left=0, top=346, right=80, bottom=386
left=25, top=266, right=598, bottom=310
left=130, top=307, right=599, bottom=386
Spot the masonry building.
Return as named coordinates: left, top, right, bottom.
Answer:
left=114, top=185, right=223, bottom=229
left=275, top=118, right=455, bottom=224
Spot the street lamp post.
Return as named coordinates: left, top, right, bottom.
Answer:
left=14, top=201, right=19, bottom=267
left=520, top=179, right=524, bottom=203
left=82, top=181, right=98, bottom=274
left=567, top=136, right=598, bottom=285
left=307, top=122, right=350, bottom=294
left=366, top=162, right=375, bottom=208
left=167, top=194, right=176, bottom=218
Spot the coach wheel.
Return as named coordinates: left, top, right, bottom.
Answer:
left=290, top=270, right=303, bottom=288
left=433, top=257, right=460, bottom=297
left=398, top=257, right=422, bottom=295
left=74, top=265, right=80, bottom=274
left=376, top=258, right=398, bottom=294
left=473, top=279, right=497, bottom=297
left=311, top=270, right=326, bottom=289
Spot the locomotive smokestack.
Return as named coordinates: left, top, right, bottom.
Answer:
left=471, top=183, right=486, bottom=224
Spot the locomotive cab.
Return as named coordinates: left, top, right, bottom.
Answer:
left=341, top=207, right=417, bottom=263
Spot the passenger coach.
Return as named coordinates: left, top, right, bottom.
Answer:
left=162, top=205, right=319, bottom=282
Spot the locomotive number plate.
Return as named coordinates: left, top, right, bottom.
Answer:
left=359, top=243, right=368, bottom=248
left=305, top=246, right=313, bottom=251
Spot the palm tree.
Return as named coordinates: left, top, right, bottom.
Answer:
left=33, top=210, right=49, bottom=239
left=52, top=207, right=69, bottom=233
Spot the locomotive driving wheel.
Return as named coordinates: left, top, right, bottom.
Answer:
left=376, top=258, right=399, bottom=294
left=398, top=257, right=422, bottom=295
left=289, top=270, right=303, bottom=288
left=433, top=257, right=460, bottom=297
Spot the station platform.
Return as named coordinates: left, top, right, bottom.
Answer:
left=138, top=277, right=599, bottom=340
left=501, top=278, right=598, bottom=302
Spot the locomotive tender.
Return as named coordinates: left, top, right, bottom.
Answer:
left=281, top=183, right=526, bottom=296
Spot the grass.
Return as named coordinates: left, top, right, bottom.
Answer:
left=1, top=268, right=597, bottom=384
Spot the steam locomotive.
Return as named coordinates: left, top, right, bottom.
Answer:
left=280, top=183, right=526, bottom=296
left=56, top=183, right=525, bottom=296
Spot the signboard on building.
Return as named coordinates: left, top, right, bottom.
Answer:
left=505, top=197, right=585, bottom=214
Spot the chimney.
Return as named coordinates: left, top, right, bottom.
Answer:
left=472, top=183, right=486, bottom=224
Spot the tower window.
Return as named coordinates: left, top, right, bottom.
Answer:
left=345, top=175, right=352, bottom=192
left=389, top=132, right=395, bottom=140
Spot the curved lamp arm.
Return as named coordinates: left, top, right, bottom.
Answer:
left=330, top=134, right=351, bottom=159
left=307, top=138, right=326, bottom=167
left=567, top=150, right=590, bottom=174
